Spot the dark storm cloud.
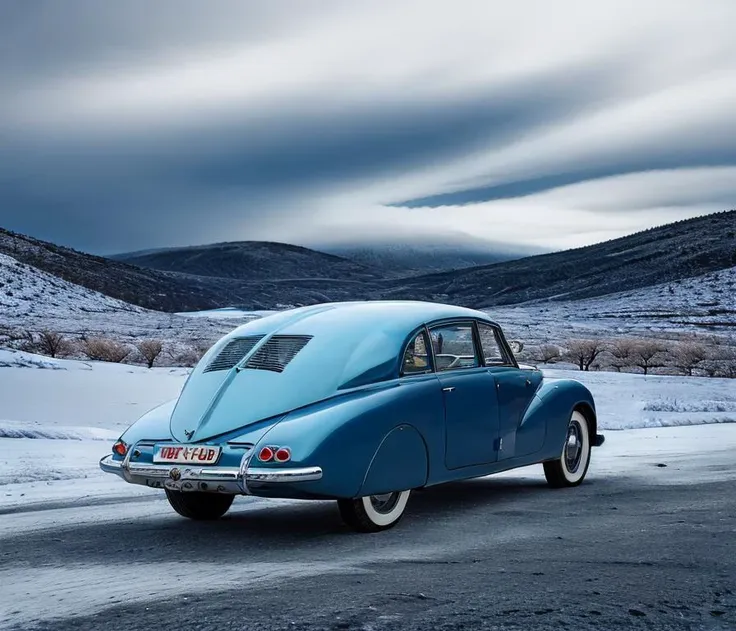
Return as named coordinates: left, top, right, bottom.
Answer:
left=0, top=59, right=621, bottom=253
left=391, top=150, right=736, bottom=208
left=1, top=1, right=735, bottom=252
left=0, top=0, right=336, bottom=85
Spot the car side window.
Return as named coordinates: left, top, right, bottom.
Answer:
left=401, top=330, right=432, bottom=375
left=429, top=323, right=479, bottom=371
left=477, top=322, right=510, bottom=366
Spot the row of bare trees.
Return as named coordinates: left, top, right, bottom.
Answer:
left=1, top=328, right=212, bottom=368
left=526, top=338, right=736, bottom=378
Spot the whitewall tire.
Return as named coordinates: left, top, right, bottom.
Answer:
left=544, top=410, right=592, bottom=488
left=338, top=490, right=411, bottom=532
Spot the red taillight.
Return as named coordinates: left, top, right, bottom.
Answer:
left=258, top=446, right=274, bottom=462
left=274, top=447, right=291, bottom=463
left=113, top=440, right=128, bottom=457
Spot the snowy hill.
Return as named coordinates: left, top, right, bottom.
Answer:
left=0, top=253, right=244, bottom=351
left=112, top=240, right=381, bottom=281
left=0, top=253, right=144, bottom=318
left=492, top=265, right=736, bottom=345
left=385, top=210, right=736, bottom=307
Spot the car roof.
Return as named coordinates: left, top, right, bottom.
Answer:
left=232, top=301, right=500, bottom=340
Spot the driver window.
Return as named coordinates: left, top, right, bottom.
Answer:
left=429, top=323, right=479, bottom=371
left=402, top=330, right=431, bottom=375
left=477, top=322, right=509, bottom=366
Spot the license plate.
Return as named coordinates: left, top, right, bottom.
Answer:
left=153, top=444, right=221, bottom=465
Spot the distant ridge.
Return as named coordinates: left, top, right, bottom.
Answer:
left=382, top=210, right=736, bottom=307
left=111, top=241, right=380, bottom=281
left=1, top=210, right=734, bottom=312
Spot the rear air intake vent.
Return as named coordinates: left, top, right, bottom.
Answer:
left=203, top=336, right=264, bottom=373
left=245, top=335, right=312, bottom=373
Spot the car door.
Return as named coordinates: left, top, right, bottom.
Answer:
left=428, top=322, right=500, bottom=469
left=476, top=322, right=542, bottom=460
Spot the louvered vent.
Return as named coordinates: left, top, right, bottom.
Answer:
left=203, top=336, right=264, bottom=373
left=245, top=335, right=312, bottom=373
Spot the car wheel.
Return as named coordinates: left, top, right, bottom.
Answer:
left=165, top=489, right=234, bottom=520
left=338, top=490, right=411, bottom=532
left=543, top=410, right=591, bottom=488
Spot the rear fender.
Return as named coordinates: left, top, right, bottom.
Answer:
left=534, top=379, right=597, bottom=458
left=358, top=424, right=429, bottom=497
left=251, top=376, right=442, bottom=498
left=119, top=399, right=177, bottom=445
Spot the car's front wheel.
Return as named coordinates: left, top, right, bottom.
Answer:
left=165, top=489, right=234, bottom=520
left=543, top=410, right=592, bottom=488
left=338, top=490, right=411, bottom=532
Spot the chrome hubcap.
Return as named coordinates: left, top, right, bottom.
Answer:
left=370, top=492, right=401, bottom=514
left=564, top=422, right=584, bottom=473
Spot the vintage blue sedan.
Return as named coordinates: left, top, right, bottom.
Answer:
left=100, top=301, right=604, bottom=532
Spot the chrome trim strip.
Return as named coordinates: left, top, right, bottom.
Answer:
left=245, top=466, right=323, bottom=483
left=99, top=453, right=323, bottom=490
left=99, top=454, right=122, bottom=474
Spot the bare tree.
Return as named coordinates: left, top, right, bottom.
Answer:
left=671, top=341, right=709, bottom=376
left=165, top=345, right=205, bottom=368
left=0, top=325, right=27, bottom=349
left=81, top=338, right=131, bottom=363
left=136, top=339, right=164, bottom=368
left=703, top=345, right=736, bottom=378
left=631, top=340, right=667, bottom=376
left=564, top=339, right=607, bottom=371
left=607, top=338, right=637, bottom=372
left=532, top=344, right=561, bottom=364
left=37, top=330, right=73, bottom=358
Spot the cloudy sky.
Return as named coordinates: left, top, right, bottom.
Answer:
left=1, top=0, right=735, bottom=255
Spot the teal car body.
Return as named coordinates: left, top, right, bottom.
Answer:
left=101, top=301, right=602, bottom=506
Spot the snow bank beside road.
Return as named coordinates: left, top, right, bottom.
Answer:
left=0, top=420, right=117, bottom=441
left=545, top=369, right=736, bottom=429
left=0, top=350, right=188, bottom=431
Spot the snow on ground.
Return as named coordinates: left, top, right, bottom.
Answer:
left=1, top=351, right=735, bottom=514
left=490, top=265, right=736, bottom=345
left=0, top=349, right=188, bottom=430
left=544, top=369, right=736, bottom=429
left=176, top=307, right=276, bottom=319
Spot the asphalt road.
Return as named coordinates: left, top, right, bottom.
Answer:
left=2, top=429, right=736, bottom=631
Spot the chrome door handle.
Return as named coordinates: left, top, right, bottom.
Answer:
left=442, top=386, right=455, bottom=393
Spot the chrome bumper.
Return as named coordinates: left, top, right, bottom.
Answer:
left=99, top=454, right=322, bottom=494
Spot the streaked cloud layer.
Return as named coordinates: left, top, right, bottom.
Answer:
left=1, top=0, right=734, bottom=253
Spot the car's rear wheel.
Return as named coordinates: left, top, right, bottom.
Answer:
left=338, top=490, right=411, bottom=532
left=165, top=489, right=234, bottom=520
left=544, top=410, right=591, bottom=488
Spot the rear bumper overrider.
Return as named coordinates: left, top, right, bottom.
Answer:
left=99, top=451, right=322, bottom=494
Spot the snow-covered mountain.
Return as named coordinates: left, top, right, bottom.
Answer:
left=0, top=253, right=239, bottom=347
left=0, top=253, right=144, bottom=318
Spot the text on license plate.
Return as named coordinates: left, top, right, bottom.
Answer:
left=153, top=445, right=221, bottom=464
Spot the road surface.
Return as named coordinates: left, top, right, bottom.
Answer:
left=2, top=425, right=735, bottom=630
